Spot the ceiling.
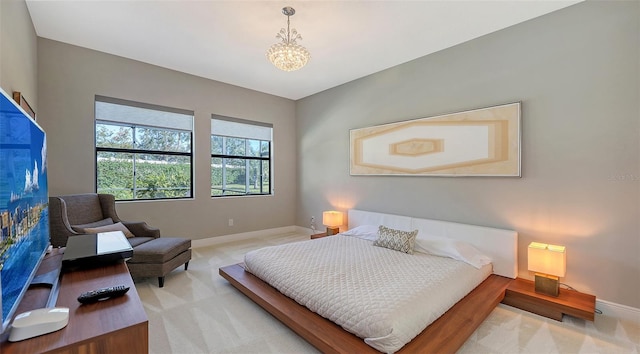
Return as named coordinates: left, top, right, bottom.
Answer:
left=26, top=0, right=581, bottom=100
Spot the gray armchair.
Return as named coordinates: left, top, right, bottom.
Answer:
left=48, top=193, right=160, bottom=247
left=49, top=193, right=191, bottom=287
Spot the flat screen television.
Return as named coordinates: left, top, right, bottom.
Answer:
left=0, top=87, right=50, bottom=333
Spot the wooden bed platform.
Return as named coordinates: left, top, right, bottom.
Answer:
left=220, top=263, right=513, bottom=354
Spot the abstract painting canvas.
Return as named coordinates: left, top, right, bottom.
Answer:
left=350, top=102, right=521, bottom=176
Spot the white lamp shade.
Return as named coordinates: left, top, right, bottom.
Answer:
left=322, top=211, right=343, bottom=227
left=528, top=242, right=566, bottom=277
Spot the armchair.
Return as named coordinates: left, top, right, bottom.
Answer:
left=49, top=193, right=191, bottom=287
left=48, top=193, right=159, bottom=247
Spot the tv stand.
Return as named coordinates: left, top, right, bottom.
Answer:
left=1, top=249, right=148, bottom=353
left=31, top=268, right=60, bottom=286
left=30, top=267, right=62, bottom=308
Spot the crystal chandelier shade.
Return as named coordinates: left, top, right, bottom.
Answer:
left=267, top=7, right=310, bottom=72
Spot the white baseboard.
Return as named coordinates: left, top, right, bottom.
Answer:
left=191, top=226, right=640, bottom=325
left=596, top=299, right=640, bottom=324
left=191, top=225, right=312, bottom=248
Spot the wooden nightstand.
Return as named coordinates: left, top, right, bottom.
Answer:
left=310, top=232, right=328, bottom=239
left=502, top=278, right=596, bottom=321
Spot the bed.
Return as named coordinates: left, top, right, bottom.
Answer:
left=219, top=209, right=518, bottom=353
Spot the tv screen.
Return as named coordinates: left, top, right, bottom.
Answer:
left=0, top=88, right=50, bottom=333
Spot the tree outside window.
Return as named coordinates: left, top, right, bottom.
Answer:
left=95, top=97, right=193, bottom=201
left=211, top=116, right=272, bottom=197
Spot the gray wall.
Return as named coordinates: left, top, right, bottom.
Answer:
left=37, top=39, right=297, bottom=239
left=0, top=0, right=38, bottom=107
left=7, top=0, right=638, bottom=308
left=296, top=1, right=640, bottom=308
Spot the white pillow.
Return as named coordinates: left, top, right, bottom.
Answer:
left=82, top=222, right=136, bottom=238
left=71, top=217, right=114, bottom=233
left=340, top=224, right=379, bottom=241
left=415, top=236, right=491, bottom=269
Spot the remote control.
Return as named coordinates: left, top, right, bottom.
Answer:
left=77, top=285, right=130, bottom=304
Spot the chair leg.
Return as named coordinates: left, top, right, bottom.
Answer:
left=184, top=261, right=189, bottom=271
left=158, top=276, right=165, bottom=288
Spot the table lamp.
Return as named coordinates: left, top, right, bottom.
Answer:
left=528, top=242, right=566, bottom=297
left=322, top=211, right=343, bottom=236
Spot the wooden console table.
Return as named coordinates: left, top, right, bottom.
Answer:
left=1, top=249, right=148, bottom=353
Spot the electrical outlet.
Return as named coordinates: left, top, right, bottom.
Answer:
left=310, top=216, right=316, bottom=231
left=228, top=219, right=234, bottom=226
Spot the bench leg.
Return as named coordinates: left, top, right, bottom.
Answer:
left=154, top=261, right=189, bottom=288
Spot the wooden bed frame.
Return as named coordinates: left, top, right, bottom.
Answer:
left=219, top=210, right=518, bottom=353
left=220, top=264, right=511, bottom=353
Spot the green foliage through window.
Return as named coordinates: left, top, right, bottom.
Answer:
left=211, top=135, right=271, bottom=197
left=95, top=98, right=193, bottom=201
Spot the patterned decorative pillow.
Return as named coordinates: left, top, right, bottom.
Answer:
left=373, top=225, right=418, bottom=254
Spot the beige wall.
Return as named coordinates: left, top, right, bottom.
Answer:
left=296, top=1, right=640, bottom=308
left=0, top=0, right=38, bottom=106
left=37, top=39, right=297, bottom=239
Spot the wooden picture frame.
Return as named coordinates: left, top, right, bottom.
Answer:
left=12, top=92, right=36, bottom=121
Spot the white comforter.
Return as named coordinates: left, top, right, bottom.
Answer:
left=244, top=235, right=492, bottom=353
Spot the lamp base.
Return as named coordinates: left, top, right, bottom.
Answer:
left=326, top=227, right=339, bottom=236
left=534, top=273, right=560, bottom=297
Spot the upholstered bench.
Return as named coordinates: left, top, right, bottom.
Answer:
left=127, top=237, right=192, bottom=288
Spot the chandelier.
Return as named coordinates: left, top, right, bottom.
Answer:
left=266, top=6, right=310, bottom=72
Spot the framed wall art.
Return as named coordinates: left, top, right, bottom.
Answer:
left=350, top=102, right=521, bottom=177
left=12, top=92, right=36, bottom=121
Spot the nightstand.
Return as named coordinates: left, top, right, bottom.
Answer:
left=502, top=278, right=596, bottom=321
left=310, top=232, right=328, bottom=239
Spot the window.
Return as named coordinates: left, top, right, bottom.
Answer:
left=211, top=116, right=272, bottom=197
left=95, top=96, right=193, bottom=201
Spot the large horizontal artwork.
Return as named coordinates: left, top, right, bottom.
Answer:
left=350, top=102, right=521, bottom=177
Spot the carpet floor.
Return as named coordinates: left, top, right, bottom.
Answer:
left=135, top=232, right=640, bottom=353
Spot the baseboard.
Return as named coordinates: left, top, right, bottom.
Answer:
left=191, top=225, right=312, bottom=248
left=596, top=299, right=640, bottom=324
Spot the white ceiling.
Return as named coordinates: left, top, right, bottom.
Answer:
left=26, top=0, right=581, bottom=100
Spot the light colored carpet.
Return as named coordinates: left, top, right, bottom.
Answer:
left=135, top=232, right=640, bottom=353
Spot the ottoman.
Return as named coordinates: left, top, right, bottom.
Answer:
left=127, top=237, right=192, bottom=287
